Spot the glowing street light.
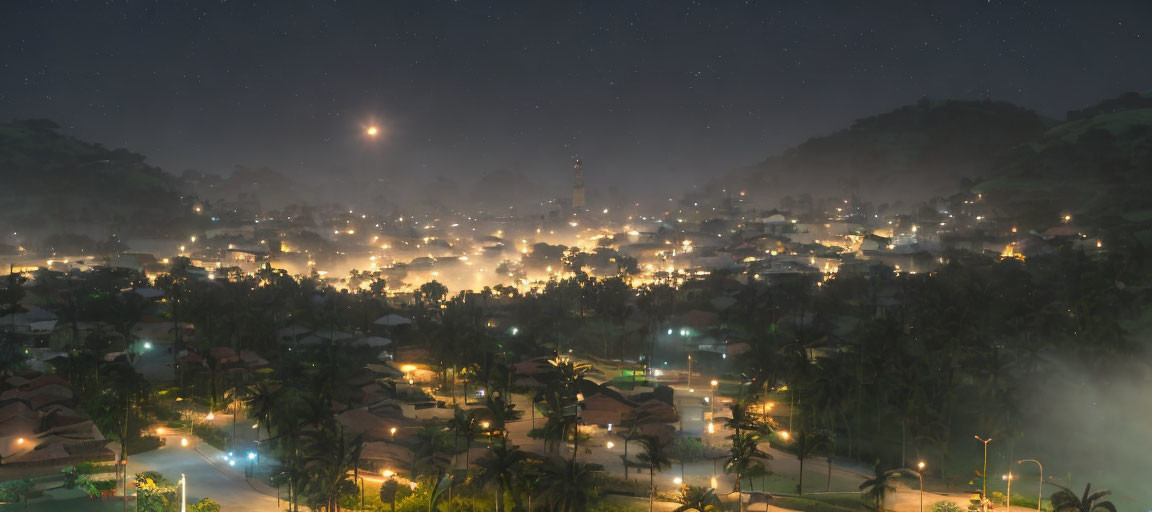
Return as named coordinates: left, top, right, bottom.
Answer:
left=382, top=469, right=394, bottom=478
left=180, top=437, right=189, bottom=447
left=390, top=426, right=398, bottom=439
left=606, top=441, right=614, bottom=449
left=916, top=461, right=926, bottom=512
left=779, top=431, right=790, bottom=441
left=205, top=412, right=215, bottom=421
left=366, top=126, right=379, bottom=136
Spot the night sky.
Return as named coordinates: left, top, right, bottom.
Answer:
left=2, top=1, right=1150, bottom=195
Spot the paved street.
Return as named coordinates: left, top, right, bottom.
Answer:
left=128, top=437, right=280, bottom=512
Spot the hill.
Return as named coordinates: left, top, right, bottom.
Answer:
left=0, top=119, right=197, bottom=241
left=717, top=99, right=1053, bottom=202
left=975, top=91, right=1152, bottom=230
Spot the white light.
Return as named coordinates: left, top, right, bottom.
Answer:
left=143, top=342, right=152, bottom=350
left=248, top=452, right=256, bottom=460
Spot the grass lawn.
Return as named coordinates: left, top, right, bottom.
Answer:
left=772, top=494, right=869, bottom=512
left=15, top=497, right=126, bottom=511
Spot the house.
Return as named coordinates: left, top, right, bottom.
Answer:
left=580, top=389, right=636, bottom=427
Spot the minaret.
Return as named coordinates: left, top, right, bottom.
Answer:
left=572, top=158, right=585, bottom=210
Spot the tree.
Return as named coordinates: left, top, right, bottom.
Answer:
left=635, top=435, right=672, bottom=488
left=0, top=478, right=35, bottom=511
left=668, top=437, right=706, bottom=482
left=858, top=463, right=902, bottom=511
left=301, top=428, right=363, bottom=511
left=1049, top=483, right=1117, bottom=512
left=725, top=432, right=769, bottom=512
left=672, top=485, right=724, bottom=512
left=538, top=459, right=602, bottom=512
left=447, top=407, right=480, bottom=468
left=189, top=498, right=222, bottom=512
left=419, top=281, right=449, bottom=305
left=135, top=471, right=177, bottom=512
left=379, top=480, right=399, bottom=512
left=472, top=441, right=528, bottom=512
left=794, top=430, right=831, bottom=495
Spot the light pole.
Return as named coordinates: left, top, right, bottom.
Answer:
left=686, top=353, right=692, bottom=390
left=179, top=473, right=186, bottom=512
left=974, top=435, right=992, bottom=503
left=710, top=379, right=718, bottom=420
left=916, top=461, right=926, bottom=512
left=1002, top=472, right=1014, bottom=511
left=1017, top=459, right=1043, bottom=512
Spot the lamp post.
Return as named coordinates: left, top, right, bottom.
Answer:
left=686, top=354, right=692, bottom=390
left=1016, top=459, right=1043, bottom=512
left=1002, top=472, right=1014, bottom=511
left=974, top=436, right=992, bottom=503
left=916, top=461, right=926, bottom=512
left=709, top=379, right=718, bottom=420
left=179, top=473, right=186, bottom=512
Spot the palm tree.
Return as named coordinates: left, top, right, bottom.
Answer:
left=725, top=432, right=769, bottom=512
left=671, top=485, right=723, bottom=512
left=635, top=435, right=671, bottom=512
left=302, top=428, right=363, bottom=511
left=858, top=463, right=901, bottom=511
left=472, top=441, right=528, bottom=512
left=412, top=422, right=451, bottom=479
left=635, top=435, right=672, bottom=488
left=538, top=459, right=603, bottom=512
left=794, top=430, right=831, bottom=495
left=723, top=399, right=758, bottom=439
left=447, top=407, right=479, bottom=468
left=1049, top=483, right=1117, bottom=512
left=247, top=381, right=278, bottom=439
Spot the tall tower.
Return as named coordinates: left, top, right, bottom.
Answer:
left=572, top=158, right=585, bottom=210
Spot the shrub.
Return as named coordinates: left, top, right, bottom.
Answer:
left=128, top=434, right=165, bottom=454
left=932, top=501, right=965, bottom=512
left=189, top=497, right=221, bottom=512
left=192, top=423, right=229, bottom=451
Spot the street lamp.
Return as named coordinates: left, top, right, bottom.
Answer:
left=390, top=426, right=397, bottom=440
left=179, top=473, right=187, bottom=512
left=709, top=380, right=718, bottom=419
left=916, top=461, right=926, bottom=512
left=1002, top=472, right=1014, bottom=510
left=1017, top=459, right=1043, bottom=512
left=974, top=436, right=992, bottom=502
left=686, top=354, right=692, bottom=389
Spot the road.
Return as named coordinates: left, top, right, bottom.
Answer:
left=128, top=436, right=280, bottom=512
